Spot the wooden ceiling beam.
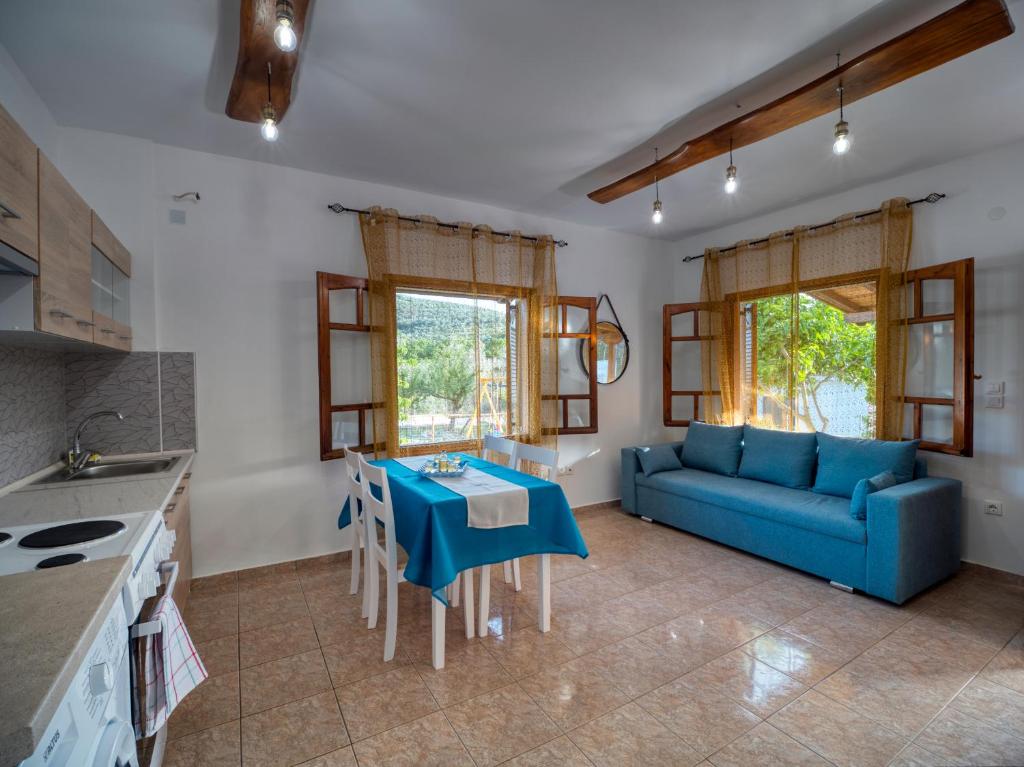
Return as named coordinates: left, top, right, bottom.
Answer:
left=225, top=0, right=311, bottom=124
left=588, top=0, right=1014, bottom=204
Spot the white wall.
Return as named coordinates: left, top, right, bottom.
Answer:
left=673, top=140, right=1024, bottom=576
left=146, top=144, right=671, bottom=576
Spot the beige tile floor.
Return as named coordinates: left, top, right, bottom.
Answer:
left=166, top=506, right=1024, bottom=767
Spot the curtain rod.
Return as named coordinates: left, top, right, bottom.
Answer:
left=680, top=193, right=945, bottom=263
left=327, top=204, right=569, bottom=248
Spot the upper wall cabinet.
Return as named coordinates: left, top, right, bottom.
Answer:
left=91, top=212, right=132, bottom=350
left=36, top=153, right=95, bottom=342
left=0, top=103, right=39, bottom=261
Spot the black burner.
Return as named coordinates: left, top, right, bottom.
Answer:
left=37, top=553, right=88, bottom=569
left=0, top=532, right=11, bottom=545
left=19, top=520, right=127, bottom=549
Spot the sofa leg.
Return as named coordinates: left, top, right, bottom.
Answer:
left=829, top=580, right=854, bottom=593
left=640, top=516, right=653, bottom=523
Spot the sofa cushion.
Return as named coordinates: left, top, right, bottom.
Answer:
left=813, top=433, right=920, bottom=499
left=635, top=444, right=683, bottom=477
left=638, top=468, right=866, bottom=544
left=681, top=422, right=744, bottom=477
left=738, top=426, right=818, bottom=489
left=850, top=470, right=898, bottom=520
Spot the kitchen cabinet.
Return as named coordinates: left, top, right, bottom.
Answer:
left=162, top=471, right=192, bottom=611
left=36, top=153, right=94, bottom=342
left=0, top=103, right=38, bottom=261
left=90, top=212, right=132, bottom=350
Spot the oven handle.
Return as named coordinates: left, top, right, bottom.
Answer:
left=129, top=561, right=180, bottom=639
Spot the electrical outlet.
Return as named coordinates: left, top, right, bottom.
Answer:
left=984, top=499, right=1004, bottom=516
left=985, top=395, right=1004, bottom=409
left=558, top=464, right=574, bottom=476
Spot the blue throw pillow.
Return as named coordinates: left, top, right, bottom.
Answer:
left=850, top=470, right=899, bottom=520
left=738, top=425, right=818, bottom=489
left=635, top=444, right=683, bottom=477
left=813, top=433, right=919, bottom=498
left=681, top=421, right=744, bottom=477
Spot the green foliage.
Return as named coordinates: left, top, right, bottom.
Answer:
left=755, top=293, right=875, bottom=432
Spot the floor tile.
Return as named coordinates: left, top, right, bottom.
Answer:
left=415, top=643, right=514, bottom=706
left=740, top=628, right=854, bottom=686
left=914, top=707, right=1024, bottom=766
left=168, top=672, right=240, bottom=739
left=239, top=648, right=331, bottom=715
left=444, top=683, right=560, bottom=767
left=296, top=746, right=358, bottom=766
left=240, top=691, right=349, bottom=767
left=814, top=641, right=974, bottom=738
left=636, top=607, right=772, bottom=667
left=351, top=710, right=474, bottom=767
left=237, top=577, right=303, bottom=602
left=501, top=736, right=593, bottom=767
left=237, top=590, right=310, bottom=632
left=581, top=635, right=694, bottom=698
left=882, top=617, right=998, bottom=674
left=187, top=603, right=239, bottom=644
left=483, top=627, right=576, bottom=678
left=779, top=603, right=897, bottom=657
left=551, top=571, right=632, bottom=614
left=948, top=678, right=1024, bottom=737
left=164, top=720, right=241, bottom=767
left=707, top=722, right=831, bottom=767
left=238, top=615, right=319, bottom=668
left=321, top=631, right=410, bottom=687
left=195, top=634, right=239, bottom=678
left=768, top=690, right=908, bottom=767
left=684, top=648, right=807, bottom=717
left=886, top=743, right=948, bottom=766
left=636, top=676, right=762, bottom=757
left=519, top=658, right=630, bottom=730
left=568, top=702, right=702, bottom=767
left=334, top=665, right=438, bottom=741
left=190, top=572, right=238, bottom=597
left=981, top=630, right=1024, bottom=694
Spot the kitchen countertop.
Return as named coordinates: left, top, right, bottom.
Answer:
left=0, top=555, right=131, bottom=767
left=0, top=450, right=194, bottom=527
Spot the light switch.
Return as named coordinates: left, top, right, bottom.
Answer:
left=985, top=395, right=1004, bottom=409
left=984, top=381, right=1004, bottom=395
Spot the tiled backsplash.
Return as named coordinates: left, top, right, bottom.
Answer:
left=0, top=346, right=197, bottom=487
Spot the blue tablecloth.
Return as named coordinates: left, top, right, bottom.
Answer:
left=338, top=454, right=588, bottom=603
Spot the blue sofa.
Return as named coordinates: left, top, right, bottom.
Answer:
left=621, top=432, right=962, bottom=604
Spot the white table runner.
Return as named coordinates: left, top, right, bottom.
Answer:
left=394, top=457, right=530, bottom=529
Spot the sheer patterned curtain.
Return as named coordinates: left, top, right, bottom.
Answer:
left=358, top=207, right=559, bottom=457
left=699, top=198, right=913, bottom=439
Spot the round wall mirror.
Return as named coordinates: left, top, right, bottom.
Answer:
left=579, top=320, right=630, bottom=384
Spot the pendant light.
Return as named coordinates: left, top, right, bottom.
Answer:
left=832, top=53, right=851, bottom=155
left=274, top=0, right=298, bottom=52
left=651, top=147, right=663, bottom=224
left=261, top=62, right=279, bottom=142
left=724, top=138, right=738, bottom=194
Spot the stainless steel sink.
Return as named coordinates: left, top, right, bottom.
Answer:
left=33, top=457, right=180, bottom=484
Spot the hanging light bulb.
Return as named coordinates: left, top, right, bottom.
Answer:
left=724, top=138, right=738, bottom=194
left=651, top=147, right=663, bottom=224
left=261, top=62, right=279, bottom=142
left=831, top=54, right=851, bottom=155
left=274, top=0, right=298, bottom=52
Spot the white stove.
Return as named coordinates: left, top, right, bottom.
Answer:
left=0, top=511, right=174, bottom=622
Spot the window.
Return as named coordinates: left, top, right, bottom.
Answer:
left=395, top=290, right=515, bottom=449
left=663, top=257, right=975, bottom=455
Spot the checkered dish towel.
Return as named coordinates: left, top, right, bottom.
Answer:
left=140, top=595, right=208, bottom=736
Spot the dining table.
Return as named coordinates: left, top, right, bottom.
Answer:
left=338, top=452, right=589, bottom=668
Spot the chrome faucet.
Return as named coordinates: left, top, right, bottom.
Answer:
left=68, top=411, right=124, bottom=472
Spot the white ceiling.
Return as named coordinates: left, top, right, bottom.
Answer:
left=2, top=0, right=1022, bottom=240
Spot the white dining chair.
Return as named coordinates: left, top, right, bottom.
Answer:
left=358, top=453, right=407, bottom=661
left=344, top=448, right=370, bottom=618
left=481, top=435, right=521, bottom=590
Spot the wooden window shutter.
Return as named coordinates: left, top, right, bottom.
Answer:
left=548, top=296, right=598, bottom=435
left=316, top=272, right=379, bottom=460
left=663, top=302, right=720, bottom=426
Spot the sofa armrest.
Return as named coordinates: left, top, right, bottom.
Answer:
left=865, top=477, right=961, bottom=604
left=620, top=442, right=684, bottom=513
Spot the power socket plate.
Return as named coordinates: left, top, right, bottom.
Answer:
left=984, top=499, right=1004, bottom=516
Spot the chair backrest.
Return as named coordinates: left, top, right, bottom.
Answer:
left=357, top=453, right=398, bottom=570
left=515, top=442, right=559, bottom=482
left=344, top=448, right=362, bottom=514
left=483, top=434, right=518, bottom=467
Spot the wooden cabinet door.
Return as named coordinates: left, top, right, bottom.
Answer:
left=36, top=153, right=94, bottom=341
left=0, top=103, right=39, bottom=261
left=91, top=210, right=131, bottom=276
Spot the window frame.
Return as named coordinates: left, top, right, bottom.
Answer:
left=662, top=302, right=720, bottom=427
left=545, top=296, right=598, bottom=435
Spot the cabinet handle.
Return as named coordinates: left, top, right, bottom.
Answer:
left=0, top=201, right=21, bottom=220
left=175, top=486, right=185, bottom=495
left=184, top=472, right=192, bottom=479
left=101, top=328, right=115, bottom=335
left=118, top=335, right=131, bottom=341
left=49, top=308, right=73, bottom=319
left=76, top=319, right=95, bottom=328
left=164, top=503, right=177, bottom=513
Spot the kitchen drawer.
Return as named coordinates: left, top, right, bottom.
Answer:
left=0, top=103, right=39, bottom=260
